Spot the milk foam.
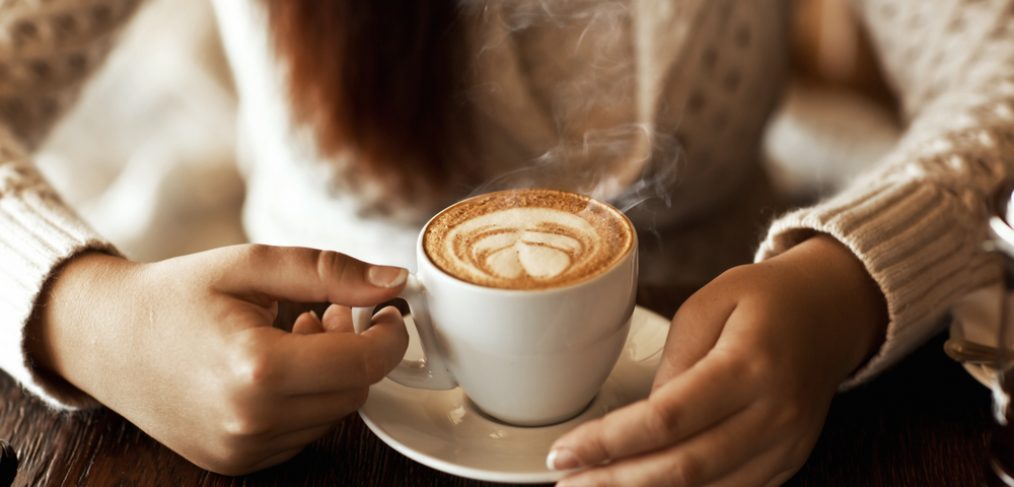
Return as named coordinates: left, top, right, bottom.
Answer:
left=442, top=208, right=600, bottom=284
left=424, top=190, right=633, bottom=290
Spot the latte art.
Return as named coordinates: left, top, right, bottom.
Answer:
left=424, top=189, right=634, bottom=290
left=447, top=208, right=601, bottom=282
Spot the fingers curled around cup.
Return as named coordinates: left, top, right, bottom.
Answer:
left=264, top=307, right=408, bottom=394
left=548, top=351, right=754, bottom=472
left=354, top=306, right=409, bottom=383
left=321, top=304, right=354, bottom=333
left=213, top=245, right=408, bottom=306
left=292, top=310, right=324, bottom=334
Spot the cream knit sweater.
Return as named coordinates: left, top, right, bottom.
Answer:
left=2, top=0, right=1012, bottom=409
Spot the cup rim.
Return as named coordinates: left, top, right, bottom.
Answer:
left=416, top=188, right=638, bottom=295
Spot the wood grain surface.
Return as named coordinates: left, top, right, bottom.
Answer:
left=0, top=300, right=994, bottom=487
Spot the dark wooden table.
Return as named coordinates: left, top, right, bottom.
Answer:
left=0, top=288, right=995, bottom=486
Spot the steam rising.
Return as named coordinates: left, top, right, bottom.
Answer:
left=472, top=123, right=683, bottom=215
left=465, top=0, right=685, bottom=226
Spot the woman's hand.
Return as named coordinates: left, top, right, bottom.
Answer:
left=29, top=245, right=410, bottom=475
left=548, top=235, right=888, bottom=486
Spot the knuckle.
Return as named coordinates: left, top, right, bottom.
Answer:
left=646, top=396, right=681, bottom=441
left=359, top=348, right=391, bottom=384
left=216, top=300, right=270, bottom=328
left=350, top=387, right=370, bottom=409
left=579, top=418, right=611, bottom=458
left=317, top=250, right=355, bottom=284
left=668, top=302, right=695, bottom=331
left=716, top=263, right=751, bottom=282
left=669, top=453, right=705, bottom=486
left=228, top=339, right=276, bottom=389
left=220, top=407, right=272, bottom=438
left=705, top=346, right=741, bottom=371
left=240, top=243, right=275, bottom=267
left=333, top=388, right=370, bottom=416
left=775, top=401, right=804, bottom=428
left=743, top=351, right=776, bottom=383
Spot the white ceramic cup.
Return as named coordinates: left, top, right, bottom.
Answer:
left=353, top=194, right=638, bottom=426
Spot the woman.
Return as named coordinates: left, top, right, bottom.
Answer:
left=1, top=0, right=1010, bottom=485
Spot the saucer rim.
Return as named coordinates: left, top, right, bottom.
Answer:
left=358, top=305, right=668, bottom=484
left=359, top=408, right=569, bottom=484
left=948, top=283, right=1005, bottom=389
left=950, top=318, right=995, bottom=389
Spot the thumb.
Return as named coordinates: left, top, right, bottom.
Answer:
left=209, top=245, right=408, bottom=306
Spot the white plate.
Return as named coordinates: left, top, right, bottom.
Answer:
left=359, top=305, right=669, bottom=484
left=950, top=284, right=1008, bottom=388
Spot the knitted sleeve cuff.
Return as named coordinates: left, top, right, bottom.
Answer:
left=1, top=149, right=117, bottom=410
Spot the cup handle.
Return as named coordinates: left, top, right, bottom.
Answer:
left=352, top=275, right=457, bottom=390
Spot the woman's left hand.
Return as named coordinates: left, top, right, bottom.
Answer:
left=548, top=235, right=888, bottom=487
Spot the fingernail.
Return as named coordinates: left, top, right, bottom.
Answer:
left=309, top=310, right=319, bottom=320
left=367, top=266, right=408, bottom=288
left=547, top=448, right=581, bottom=471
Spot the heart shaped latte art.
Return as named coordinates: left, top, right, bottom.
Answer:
left=442, top=208, right=603, bottom=286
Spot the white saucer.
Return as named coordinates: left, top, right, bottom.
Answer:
left=949, top=283, right=1008, bottom=388
left=359, top=305, right=669, bottom=484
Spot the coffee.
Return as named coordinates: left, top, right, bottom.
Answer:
left=357, top=187, right=638, bottom=426
left=423, top=189, right=634, bottom=290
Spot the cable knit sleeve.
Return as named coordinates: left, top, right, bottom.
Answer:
left=0, top=0, right=141, bottom=409
left=756, top=0, right=1014, bottom=387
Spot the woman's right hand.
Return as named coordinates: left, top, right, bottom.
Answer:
left=29, top=245, right=410, bottom=475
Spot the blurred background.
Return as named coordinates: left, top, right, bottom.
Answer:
left=34, top=0, right=901, bottom=262
left=37, top=0, right=244, bottom=262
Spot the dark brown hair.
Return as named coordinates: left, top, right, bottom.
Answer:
left=268, top=1, right=472, bottom=208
